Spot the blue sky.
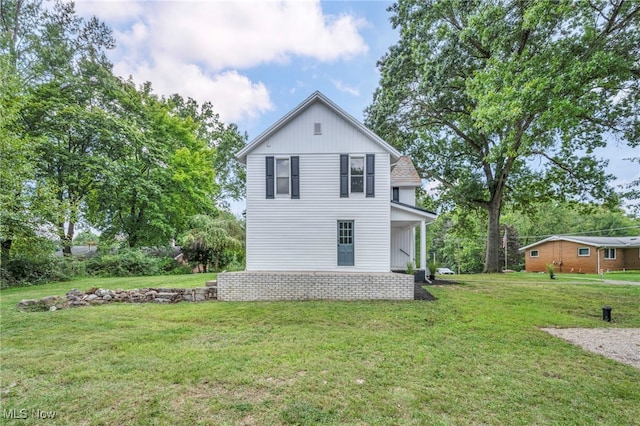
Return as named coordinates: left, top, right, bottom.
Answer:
left=75, top=0, right=397, bottom=138
left=75, top=0, right=638, bottom=213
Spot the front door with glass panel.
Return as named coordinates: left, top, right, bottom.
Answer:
left=337, top=221, right=354, bottom=266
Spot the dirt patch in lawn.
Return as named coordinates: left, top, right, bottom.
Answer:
left=542, top=328, right=640, bottom=370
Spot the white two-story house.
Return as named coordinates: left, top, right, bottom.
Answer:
left=217, top=91, right=436, bottom=301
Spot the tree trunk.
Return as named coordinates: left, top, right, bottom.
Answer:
left=1, top=238, right=12, bottom=266
left=484, top=200, right=503, bottom=273
left=60, top=221, right=75, bottom=256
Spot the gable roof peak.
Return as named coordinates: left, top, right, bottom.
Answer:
left=235, top=91, right=401, bottom=163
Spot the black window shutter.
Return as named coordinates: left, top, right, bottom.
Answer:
left=366, top=154, right=375, bottom=197
left=266, top=156, right=274, bottom=199
left=291, top=156, right=299, bottom=199
left=340, top=154, right=349, bottom=197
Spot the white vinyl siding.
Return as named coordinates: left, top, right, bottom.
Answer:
left=391, top=227, right=415, bottom=269
left=251, top=102, right=382, bottom=156
left=246, top=151, right=390, bottom=272
left=391, top=186, right=416, bottom=206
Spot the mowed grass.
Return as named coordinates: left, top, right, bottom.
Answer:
left=1, top=274, right=639, bottom=425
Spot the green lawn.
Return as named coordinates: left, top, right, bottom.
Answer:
left=1, top=274, right=639, bottom=425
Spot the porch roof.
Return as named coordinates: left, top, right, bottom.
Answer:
left=391, top=201, right=437, bottom=226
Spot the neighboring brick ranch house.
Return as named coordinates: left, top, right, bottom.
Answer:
left=519, top=235, right=640, bottom=274
left=217, top=91, right=437, bottom=301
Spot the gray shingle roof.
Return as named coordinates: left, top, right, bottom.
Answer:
left=519, top=235, right=640, bottom=251
left=391, top=156, right=422, bottom=187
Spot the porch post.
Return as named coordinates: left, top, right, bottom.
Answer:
left=420, top=220, right=426, bottom=271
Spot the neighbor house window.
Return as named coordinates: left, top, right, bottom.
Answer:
left=603, top=248, right=616, bottom=259
left=578, top=247, right=590, bottom=256
left=530, top=250, right=539, bottom=257
left=276, top=158, right=290, bottom=195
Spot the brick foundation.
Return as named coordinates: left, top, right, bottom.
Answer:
left=217, top=271, right=413, bottom=301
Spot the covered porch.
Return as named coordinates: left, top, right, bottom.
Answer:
left=390, top=201, right=437, bottom=274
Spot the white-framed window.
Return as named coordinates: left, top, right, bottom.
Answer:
left=603, top=248, right=616, bottom=260
left=276, top=158, right=290, bottom=195
left=530, top=250, right=539, bottom=257
left=340, top=154, right=374, bottom=198
left=350, top=156, right=364, bottom=193
left=578, top=247, right=590, bottom=256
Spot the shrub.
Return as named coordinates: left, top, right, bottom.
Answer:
left=0, top=255, right=83, bottom=288
left=86, top=249, right=162, bottom=277
left=85, top=249, right=192, bottom=277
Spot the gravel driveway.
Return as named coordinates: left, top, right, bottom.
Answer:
left=542, top=328, right=640, bottom=370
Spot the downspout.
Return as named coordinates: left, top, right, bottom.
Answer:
left=597, top=248, right=601, bottom=276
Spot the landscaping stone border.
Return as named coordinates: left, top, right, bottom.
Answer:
left=17, top=286, right=217, bottom=312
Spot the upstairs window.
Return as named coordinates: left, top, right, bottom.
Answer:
left=350, top=156, right=364, bottom=193
left=340, top=154, right=375, bottom=198
left=266, top=156, right=299, bottom=199
left=276, top=158, right=290, bottom=195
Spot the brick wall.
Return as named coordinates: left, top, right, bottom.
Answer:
left=623, top=248, right=640, bottom=270
left=525, top=242, right=640, bottom=274
left=217, top=271, right=414, bottom=301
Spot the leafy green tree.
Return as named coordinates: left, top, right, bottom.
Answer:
left=180, top=212, right=244, bottom=272
left=366, top=0, right=640, bottom=272
left=168, top=94, right=247, bottom=203
left=504, top=200, right=640, bottom=246
left=621, top=157, right=639, bottom=216
left=72, top=230, right=99, bottom=246
left=0, top=54, right=31, bottom=263
left=427, top=210, right=486, bottom=274
left=1, top=0, right=56, bottom=262
left=7, top=0, right=118, bottom=255
left=87, top=82, right=217, bottom=247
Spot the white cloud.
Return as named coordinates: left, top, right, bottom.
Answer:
left=114, top=58, right=273, bottom=122
left=149, top=1, right=368, bottom=70
left=331, top=79, right=360, bottom=96
left=75, top=0, right=369, bottom=123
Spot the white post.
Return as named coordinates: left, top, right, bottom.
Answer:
left=420, top=220, right=426, bottom=271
